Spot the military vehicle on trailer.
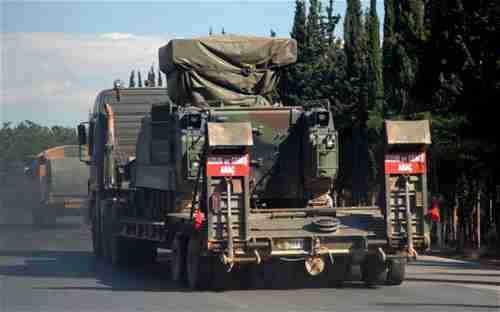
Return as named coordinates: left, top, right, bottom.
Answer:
left=78, top=36, right=429, bottom=290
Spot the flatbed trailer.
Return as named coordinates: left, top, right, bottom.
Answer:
left=78, top=37, right=431, bottom=291
left=86, top=118, right=429, bottom=290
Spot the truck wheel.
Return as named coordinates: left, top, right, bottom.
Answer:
left=43, top=204, right=57, bottom=227
left=101, top=200, right=113, bottom=263
left=32, top=205, right=44, bottom=227
left=111, top=236, right=129, bottom=266
left=386, top=259, right=405, bottom=285
left=186, top=235, right=212, bottom=290
left=171, top=235, right=187, bottom=282
left=361, top=255, right=386, bottom=287
left=326, top=256, right=349, bottom=287
left=249, top=262, right=285, bottom=289
left=136, top=241, right=158, bottom=264
left=92, top=200, right=102, bottom=258
left=211, top=258, right=241, bottom=291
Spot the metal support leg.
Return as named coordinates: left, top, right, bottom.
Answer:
left=223, top=177, right=235, bottom=271
left=405, top=175, right=418, bottom=260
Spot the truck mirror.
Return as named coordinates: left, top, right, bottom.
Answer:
left=77, top=124, right=87, bottom=146
left=113, top=79, right=122, bottom=102
left=24, top=166, right=32, bottom=177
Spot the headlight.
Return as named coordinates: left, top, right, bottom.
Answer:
left=326, top=135, right=335, bottom=148
left=315, top=111, right=330, bottom=127
left=274, top=238, right=305, bottom=250
left=113, top=79, right=122, bottom=89
left=186, top=113, right=202, bottom=129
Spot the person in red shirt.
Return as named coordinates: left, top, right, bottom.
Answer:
left=429, top=197, right=442, bottom=248
left=430, top=198, right=441, bottom=222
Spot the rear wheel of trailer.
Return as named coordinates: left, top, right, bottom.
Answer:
left=386, top=258, right=406, bottom=285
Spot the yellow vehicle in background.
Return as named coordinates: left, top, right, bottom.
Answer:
left=27, top=145, right=89, bottom=226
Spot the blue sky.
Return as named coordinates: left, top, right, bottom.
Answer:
left=1, top=1, right=383, bottom=126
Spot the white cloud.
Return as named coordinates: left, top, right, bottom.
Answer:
left=1, top=32, right=166, bottom=126
left=98, top=32, right=135, bottom=40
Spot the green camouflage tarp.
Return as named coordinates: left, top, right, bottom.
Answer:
left=159, top=36, right=297, bottom=107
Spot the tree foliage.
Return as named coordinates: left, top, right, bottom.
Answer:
left=157, top=68, right=163, bottom=87
left=383, top=0, right=425, bottom=116
left=282, top=0, right=376, bottom=203
left=365, top=0, right=383, bottom=132
left=129, top=70, right=136, bottom=88
left=382, top=0, right=500, bottom=244
left=291, top=0, right=307, bottom=60
left=0, top=121, right=77, bottom=164
left=138, top=70, right=143, bottom=87
left=147, top=65, right=156, bottom=87
left=284, top=0, right=343, bottom=107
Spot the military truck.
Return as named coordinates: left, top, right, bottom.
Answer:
left=78, top=36, right=429, bottom=290
left=27, top=145, right=89, bottom=226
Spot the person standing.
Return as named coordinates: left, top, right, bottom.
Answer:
left=429, top=197, right=442, bottom=248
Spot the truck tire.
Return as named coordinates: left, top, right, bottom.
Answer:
left=386, top=259, right=405, bottom=285
left=326, top=256, right=349, bottom=287
left=33, top=204, right=56, bottom=227
left=186, top=235, right=212, bottom=290
left=101, top=199, right=113, bottom=263
left=134, top=241, right=158, bottom=264
left=361, top=255, right=387, bottom=287
left=251, top=259, right=282, bottom=289
left=170, top=235, right=187, bottom=282
left=43, top=204, right=57, bottom=227
left=111, top=236, right=129, bottom=266
left=32, top=205, right=44, bottom=227
left=211, top=258, right=242, bottom=291
left=92, top=199, right=103, bottom=258
left=109, top=199, right=129, bottom=266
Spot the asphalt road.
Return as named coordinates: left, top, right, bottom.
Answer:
left=0, top=216, right=498, bottom=312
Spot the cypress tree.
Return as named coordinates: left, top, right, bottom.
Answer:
left=365, top=0, right=384, bottom=204
left=290, top=0, right=307, bottom=61
left=344, top=0, right=369, bottom=204
left=415, top=0, right=500, bottom=242
left=305, top=0, right=322, bottom=60
left=129, top=70, right=135, bottom=88
left=382, top=0, right=395, bottom=115
left=366, top=0, right=383, bottom=117
left=325, top=0, right=340, bottom=47
left=383, top=0, right=425, bottom=115
left=149, top=65, right=156, bottom=87
left=157, top=68, right=163, bottom=87
left=138, top=70, right=143, bottom=87
left=344, top=0, right=365, bottom=79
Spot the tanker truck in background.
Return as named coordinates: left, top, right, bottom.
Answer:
left=78, top=36, right=430, bottom=290
left=26, top=145, right=89, bottom=226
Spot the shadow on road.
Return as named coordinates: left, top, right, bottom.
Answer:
left=0, top=250, right=96, bottom=279
left=374, top=302, right=500, bottom=310
left=409, top=259, right=481, bottom=269
left=405, top=277, right=500, bottom=286
left=0, top=249, right=191, bottom=292
left=412, top=272, right=500, bottom=277
left=0, top=221, right=84, bottom=231
left=0, top=249, right=380, bottom=292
